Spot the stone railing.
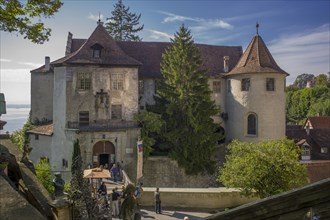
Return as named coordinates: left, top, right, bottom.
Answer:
left=67, top=120, right=139, bottom=131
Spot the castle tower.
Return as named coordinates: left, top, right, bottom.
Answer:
left=224, top=25, right=288, bottom=142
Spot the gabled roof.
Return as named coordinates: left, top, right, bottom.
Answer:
left=226, top=34, right=288, bottom=76
left=66, top=39, right=242, bottom=78
left=304, top=116, right=330, bottom=129
left=27, top=123, right=53, bottom=136
left=52, top=23, right=141, bottom=67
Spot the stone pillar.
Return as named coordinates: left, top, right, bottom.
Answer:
left=50, top=197, right=72, bottom=220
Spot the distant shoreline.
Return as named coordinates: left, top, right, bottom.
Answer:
left=6, top=104, right=31, bottom=109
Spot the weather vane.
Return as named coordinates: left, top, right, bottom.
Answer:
left=98, top=12, right=101, bottom=22
left=256, top=22, right=259, bottom=35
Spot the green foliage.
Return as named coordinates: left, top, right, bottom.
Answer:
left=69, top=139, right=95, bottom=219
left=134, top=112, right=164, bottom=157
left=119, top=183, right=137, bottom=220
left=219, top=139, right=308, bottom=198
left=315, top=73, right=330, bottom=87
left=0, top=0, right=62, bottom=44
left=105, top=0, right=143, bottom=41
left=35, top=158, right=54, bottom=195
left=293, top=73, right=315, bottom=89
left=10, top=110, right=36, bottom=150
left=286, top=86, right=330, bottom=124
left=154, top=24, right=220, bottom=175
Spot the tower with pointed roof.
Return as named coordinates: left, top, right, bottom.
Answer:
left=224, top=25, right=288, bottom=142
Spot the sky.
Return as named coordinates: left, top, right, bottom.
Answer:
left=0, top=0, right=329, bottom=104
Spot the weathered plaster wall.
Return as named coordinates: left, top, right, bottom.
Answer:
left=66, top=66, right=138, bottom=122
left=31, top=72, right=53, bottom=122
left=141, top=157, right=218, bottom=188
left=225, top=73, right=286, bottom=142
left=29, top=135, right=53, bottom=164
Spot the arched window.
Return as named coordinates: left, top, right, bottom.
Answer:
left=247, top=113, right=257, bottom=135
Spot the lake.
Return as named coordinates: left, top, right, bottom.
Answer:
left=0, top=104, right=30, bottom=134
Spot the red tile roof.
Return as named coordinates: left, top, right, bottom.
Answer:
left=27, top=123, right=53, bottom=136
left=226, top=35, right=288, bottom=76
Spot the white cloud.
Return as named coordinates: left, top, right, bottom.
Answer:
left=88, top=13, right=104, bottom=21
left=158, top=11, right=233, bottom=31
left=0, top=69, right=31, bottom=83
left=0, top=58, right=12, bottom=62
left=269, top=24, right=330, bottom=84
left=18, top=62, right=43, bottom=68
left=147, top=29, right=172, bottom=41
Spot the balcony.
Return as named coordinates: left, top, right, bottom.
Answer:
left=67, top=120, right=139, bottom=131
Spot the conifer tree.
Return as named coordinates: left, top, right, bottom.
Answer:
left=157, top=24, right=220, bottom=175
left=105, top=0, right=144, bottom=41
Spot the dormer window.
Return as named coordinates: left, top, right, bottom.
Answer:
left=91, top=43, right=104, bottom=58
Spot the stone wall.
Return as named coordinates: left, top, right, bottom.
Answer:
left=140, top=187, right=258, bottom=209
left=140, top=157, right=219, bottom=188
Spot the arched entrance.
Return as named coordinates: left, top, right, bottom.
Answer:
left=92, top=141, right=115, bottom=168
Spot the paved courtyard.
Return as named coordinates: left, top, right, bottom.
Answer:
left=112, top=206, right=214, bottom=220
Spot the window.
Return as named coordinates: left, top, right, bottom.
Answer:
left=79, top=111, right=89, bottom=126
left=227, top=80, right=231, bottom=93
left=93, top=49, right=101, bottom=58
left=302, top=145, right=310, bottom=156
left=213, top=81, right=221, bottom=93
left=139, top=80, right=144, bottom=94
left=111, top=105, right=122, bottom=119
left=62, top=159, right=68, bottom=168
left=241, top=78, right=250, bottom=91
left=321, top=147, right=328, bottom=154
left=35, top=134, right=39, bottom=140
left=78, top=72, right=91, bottom=90
left=266, top=78, right=275, bottom=91
left=91, top=43, right=103, bottom=58
left=111, top=73, right=124, bottom=90
left=247, top=113, right=257, bottom=135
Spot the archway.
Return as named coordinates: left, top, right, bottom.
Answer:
left=92, top=141, right=115, bottom=168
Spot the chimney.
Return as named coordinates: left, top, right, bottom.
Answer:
left=223, top=56, right=230, bottom=73
left=65, top=32, right=73, bottom=56
left=45, top=56, right=50, bottom=71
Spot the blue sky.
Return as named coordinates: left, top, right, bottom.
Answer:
left=0, top=0, right=329, bottom=104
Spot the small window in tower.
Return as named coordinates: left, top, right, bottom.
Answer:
left=266, top=78, right=275, bottom=91
left=227, top=80, right=231, bottom=93
left=213, top=81, right=221, bottom=93
left=247, top=113, right=257, bottom=135
left=35, top=134, right=39, bottom=140
left=111, top=105, right=122, bottom=119
left=321, top=147, right=328, bottom=154
left=241, top=78, right=250, bottom=91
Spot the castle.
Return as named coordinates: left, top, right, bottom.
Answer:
left=28, top=22, right=288, bottom=178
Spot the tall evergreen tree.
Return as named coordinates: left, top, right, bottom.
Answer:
left=157, top=24, right=220, bottom=175
left=105, top=0, right=144, bottom=41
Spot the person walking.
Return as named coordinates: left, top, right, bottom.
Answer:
left=154, top=187, right=161, bottom=214
left=111, top=164, right=119, bottom=182
left=111, top=188, right=120, bottom=217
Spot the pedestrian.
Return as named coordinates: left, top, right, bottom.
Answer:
left=112, top=188, right=120, bottom=217
left=154, top=187, right=161, bottom=214
left=98, top=182, right=107, bottom=200
left=111, top=164, right=119, bottom=182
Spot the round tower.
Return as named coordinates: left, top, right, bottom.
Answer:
left=224, top=26, right=288, bottom=142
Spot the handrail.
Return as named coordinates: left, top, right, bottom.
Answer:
left=121, top=169, right=132, bottom=186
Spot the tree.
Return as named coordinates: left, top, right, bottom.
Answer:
left=10, top=110, right=35, bottom=150
left=105, top=0, right=143, bottom=41
left=293, top=73, right=315, bottom=88
left=69, top=139, right=95, bottom=219
left=0, top=0, right=63, bottom=44
left=134, top=111, right=164, bottom=157
left=219, top=139, right=308, bottom=198
left=156, top=24, right=220, bottom=175
left=35, top=158, right=54, bottom=195
left=315, top=73, right=330, bottom=88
